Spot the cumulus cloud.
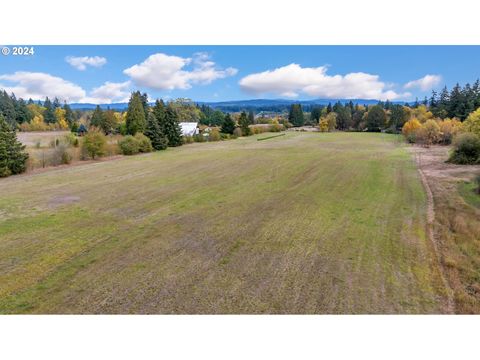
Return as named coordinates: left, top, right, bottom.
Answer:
left=66, top=56, right=107, bottom=71
left=0, top=71, right=132, bottom=104
left=124, top=52, right=237, bottom=90
left=239, top=63, right=411, bottom=100
left=404, top=74, right=442, bottom=91
left=0, top=71, right=86, bottom=102
left=81, top=81, right=131, bottom=104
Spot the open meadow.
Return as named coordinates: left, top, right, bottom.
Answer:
left=0, top=132, right=466, bottom=313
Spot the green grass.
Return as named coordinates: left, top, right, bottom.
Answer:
left=458, top=180, right=480, bottom=209
left=0, top=132, right=448, bottom=314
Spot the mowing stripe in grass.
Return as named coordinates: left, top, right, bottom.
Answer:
left=257, top=133, right=286, bottom=141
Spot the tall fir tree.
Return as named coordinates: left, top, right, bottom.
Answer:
left=288, top=104, right=304, bottom=127
left=0, top=91, right=16, bottom=126
left=126, top=92, right=147, bottom=135
left=153, top=99, right=166, bottom=133
left=221, top=113, right=235, bottom=134
left=162, top=104, right=183, bottom=147
left=43, top=97, right=56, bottom=124
left=64, top=103, right=75, bottom=127
left=0, top=114, right=28, bottom=177
left=145, top=112, right=168, bottom=150
left=238, top=111, right=250, bottom=136
left=90, top=105, right=106, bottom=129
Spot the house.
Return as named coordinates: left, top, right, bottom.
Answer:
left=179, top=122, right=199, bottom=136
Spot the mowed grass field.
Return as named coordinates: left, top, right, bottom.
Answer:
left=0, top=132, right=450, bottom=313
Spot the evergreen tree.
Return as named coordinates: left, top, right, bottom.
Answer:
left=43, top=97, right=56, bottom=124
left=389, top=105, right=409, bottom=130
left=0, top=114, right=28, bottom=177
left=0, top=91, right=16, bottom=126
left=145, top=112, right=168, bottom=150
left=64, top=103, right=75, bottom=127
left=288, top=104, right=304, bottom=127
left=448, top=83, right=467, bottom=119
left=326, top=103, right=333, bottom=113
left=126, top=92, right=147, bottom=135
left=14, top=98, right=33, bottom=124
left=52, top=97, right=61, bottom=109
left=103, top=109, right=118, bottom=135
left=221, top=113, right=235, bottom=134
left=163, top=104, right=183, bottom=147
left=336, top=106, right=352, bottom=130
left=366, top=105, right=386, bottom=132
left=310, top=107, right=322, bottom=124
left=153, top=99, right=166, bottom=133
left=90, top=105, right=106, bottom=129
left=140, top=92, right=149, bottom=120
left=238, top=111, right=250, bottom=135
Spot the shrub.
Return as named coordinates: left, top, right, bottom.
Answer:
left=269, top=123, right=283, bottom=132
left=52, top=144, right=72, bottom=165
left=134, top=133, right=153, bottom=153
left=208, top=128, right=221, bottom=141
left=194, top=134, right=206, bottom=142
left=82, top=128, right=106, bottom=159
left=233, top=127, right=243, bottom=138
left=183, top=135, right=194, bottom=144
left=119, top=135, right=140, bottom=155
left=448, top=133, right=480, bottom=165
left=64, top=133, right=79, bottom=147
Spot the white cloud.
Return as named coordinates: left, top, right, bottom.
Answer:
left=404, top=74, right=442, bottom=91
left=81, top=81, right=131, bottom=104
left=0, top=71, right=86, bottom=102
left=123, top=52, right=237, bottom=90
left=239, top=63, right=410, bottom=100
left=66, top=56, right=107, bottom=71
left=0, top=72, right=132, bottom=104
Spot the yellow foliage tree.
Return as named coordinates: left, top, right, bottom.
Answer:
left=402, top=118, right=422, bottom=141
left=413, top=105, right=434, bottom=123
left=438, top=118, right=462, bottom=144
left=319, top=118, right=329, bottom=132
left=28, top=115, right=49, bottom=131
left=54, top=108, right=69, bottom=130
left=419, top=119, right=441, bottom=146
left=463, top=107, right=480, bottom=137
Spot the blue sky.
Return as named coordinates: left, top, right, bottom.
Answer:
left=1, top=46, right=479, bottom=103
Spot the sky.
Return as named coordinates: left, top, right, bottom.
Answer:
left=1, top=46, right=480, bottom=104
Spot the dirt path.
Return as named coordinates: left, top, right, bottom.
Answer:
left=414, top=150, right=455, bottom=314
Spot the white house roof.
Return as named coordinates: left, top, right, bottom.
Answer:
left=179, top=122, right=199, bottom=136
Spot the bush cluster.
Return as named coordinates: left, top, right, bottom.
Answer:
left=448, top=133, right=480, bottom=165
left=119, top=133, right=153, bottom=155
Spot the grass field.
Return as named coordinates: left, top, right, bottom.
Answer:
left=0, top=132, right=452, bottom=313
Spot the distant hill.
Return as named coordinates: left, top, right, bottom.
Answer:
left=70, top=98, right=408, bottom=112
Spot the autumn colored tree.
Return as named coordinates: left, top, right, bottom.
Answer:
left=463, top=107, right=480, bottom=136
left=402, top=118, right=422, bottom=142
